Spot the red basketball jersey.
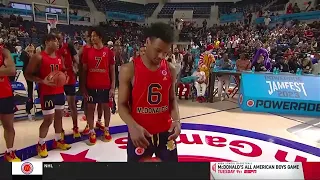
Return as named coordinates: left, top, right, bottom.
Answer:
left=84, top=46, right=114, bottom=89
left=58, top=43, right=76, bottom=85
left=81, top=45, right=91, bottom=63
left=39, top=51, right=64, bottom=95
left=0, top=49, right=13, bottom=98
left=131, top=58, right=172, bottom=134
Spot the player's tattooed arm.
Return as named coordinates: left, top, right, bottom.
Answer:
left=0, top=48, right=16, bottom=76
left=25, top=53, right=44, bottom=83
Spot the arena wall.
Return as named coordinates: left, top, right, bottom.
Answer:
left=167, top=0, right=240, bottom=2
left=120, top=0, right=146, bottom=4
left=10, top=0, right=69, bottom=7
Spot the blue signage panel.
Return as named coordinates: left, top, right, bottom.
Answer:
left=11, top=53, right=23, bottom=67
left=255, top=10, right=320, bottom=24
left=239, top=72, right=320, bottom=116
left=220, top=13, right=243, bottom=23
left=106, top=11, right=145, bottom=22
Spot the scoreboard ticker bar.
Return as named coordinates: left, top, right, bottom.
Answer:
left=9, top=162, right=210, bottom=179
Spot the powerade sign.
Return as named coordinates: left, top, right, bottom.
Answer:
left=239, top=73, right=320, bottom=116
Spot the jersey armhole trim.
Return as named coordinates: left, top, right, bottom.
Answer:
left=131, top=60, right=135, bottom=89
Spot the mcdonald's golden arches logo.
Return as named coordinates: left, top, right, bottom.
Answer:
left=44, top=100, right=54, bottom=108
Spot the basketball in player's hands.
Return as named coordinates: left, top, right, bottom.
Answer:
left=47, top=71, right=67, bottom=87
left=140, top=157, right=162, bottom=162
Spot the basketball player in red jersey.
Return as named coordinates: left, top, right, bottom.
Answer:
left=118, top=23, right=181, bottom=162
left=25, top=33, right=71, bottom=158
left=56, top=32, right=81, bottom=139
left=81, top=27, right=115, bottom=145
left=79, top=30, right=105, bottom=135
left=78, top=30, right=91, bottom=122
left=0, top=47, right=21, bottom=162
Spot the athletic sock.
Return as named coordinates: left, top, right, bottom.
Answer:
left=6, top=148, right=14, bottom=153
left=39, top=138, right=46, bottom=145
left=104, top=127, right=109, bottom=131
left=55, top=133, right=61, bottom=141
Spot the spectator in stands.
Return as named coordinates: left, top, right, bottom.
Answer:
left=203, top=19, right=207, bottom=29
left=21, top=44, right=36, bottom=120
left=264, top=15, right=271, bottom=27
left=15, top=41, right=22, bottom=54
left=248, top=12, right=253, bottom=24
left=311, top=37, right=318, bottom=51
left=286, top=3, right=293, bottom=14
left=107, top=41, right=113, bottom=50
left=293, top=3, right=301, bottom=13
left=236, top=53, right=251, bottom=71
left=139, top=46, right=146, bottom=57
left=216, top=53, right=232, bottom=101
left=178, top=52, right=194, bottom=100
left=274, top=57, right=290, bottom=72
left=253, top=54, right=268, bottom=72
left=129, top=49, right=140, bottom=62
left=173, top=47, right=183, bottom=76
left=305, top=1, right=312, bottom=12
left=302, top=57, right=313, bottom=73
left=193, top=66, right=207, bottom=103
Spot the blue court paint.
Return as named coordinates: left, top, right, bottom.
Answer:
left=2, top=123, right=319, bottom=161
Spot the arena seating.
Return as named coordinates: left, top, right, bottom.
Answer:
left=145, top=3, right=159, bottom=17
left=68, top=0, right=90, bottom=11
left=158, top=3, right=211, bottom=18
left=92, top=0, right=158, bottom=17
left=218, top=0, right=272, bottom=14
left=268, top=0, right=290, bottom=12
left=14, top=21, right=88, bottom=48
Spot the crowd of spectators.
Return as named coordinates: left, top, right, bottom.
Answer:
left=173, top=16, right=320, bottom=101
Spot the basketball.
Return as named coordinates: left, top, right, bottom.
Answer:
left=140, top=157, right=162, bottom=162
left=47, top=71, right=67, bottom=87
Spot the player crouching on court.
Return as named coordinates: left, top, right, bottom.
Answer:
left=0, top=47, right=21, bottom=162
left=118, top=23, right=181, bottom=162
left=81, top=27, right=115, bottom=145
left=25, top=33, right=71, bottom=158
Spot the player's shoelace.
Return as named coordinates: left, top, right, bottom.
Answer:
left=73, top=127, right=79, bottom=133
left=40, top=144, right=46, bottom=150
left=58, top=140, right=66, bottom=144
left=8, top=151, right=17, bottom=159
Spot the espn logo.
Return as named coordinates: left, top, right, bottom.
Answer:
left=12, top=162, right=43, bottom=175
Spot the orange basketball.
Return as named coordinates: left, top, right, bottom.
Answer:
left=140, top=157, right=162, bottom=162
left=47, top=71, right=67, bottom=87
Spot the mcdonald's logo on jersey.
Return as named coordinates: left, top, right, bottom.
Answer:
left=87, top=96, right=93, bottom=102
left=44, top=100, right=54, bottom=108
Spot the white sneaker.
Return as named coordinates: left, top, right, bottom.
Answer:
left=28, top=114, right=34, bottom=121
